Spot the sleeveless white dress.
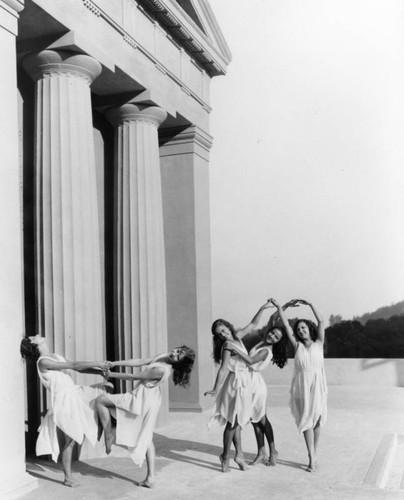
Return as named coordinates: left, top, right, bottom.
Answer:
left=105, top=360, right=172, bottom=466
left=289, top=341, right=328, bottom=433
left=36, top=354, right=107, bottom=461
left=248, top=344, right=272, bottom=423
left=208, top=341, right=253, bottom=429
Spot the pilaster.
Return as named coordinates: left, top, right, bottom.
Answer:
left=159, top=125, right=213, bottom=411
left=0, top=1, right=38, bottom=498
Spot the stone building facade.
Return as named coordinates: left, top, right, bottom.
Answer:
left=0, top=0, right=230, bottom=497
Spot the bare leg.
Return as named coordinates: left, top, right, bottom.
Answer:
left=261, top=416, right=278, bottom=466
left=220, top=422, right=235, bottom=472
left=313, top=417, right=321, bottom=468
left=303, top=428, right=316, bottom=472
left=233, top=423, right=248, bottom=471
left=249, top=422, right=266, bottom=465
left=95, top=395, right=114, bottom=454
left=60, top=434, right=79, bottom=487
left=139, top=441, right=155, bottom=488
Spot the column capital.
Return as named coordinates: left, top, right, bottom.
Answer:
left=106, top=103, right=167, bottom=128
left=159, top=125, right=213, bottom=161
left=22, top=50, right=102, bottom=85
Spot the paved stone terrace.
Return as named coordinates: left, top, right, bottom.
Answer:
left=19, top=386, right=404, bottom=500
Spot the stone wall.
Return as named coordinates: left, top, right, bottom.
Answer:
left=262, top=358, right=404, bottom=387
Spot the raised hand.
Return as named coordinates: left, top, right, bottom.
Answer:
left=269, top=298, right=281, bottom=308
left=262, top=299, right=275, bottom=309
left=294, top=299, right=310, bottom=306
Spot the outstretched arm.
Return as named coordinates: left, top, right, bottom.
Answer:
left=270, top=298, right=297, bottom=350
left=227, top=342, right=269, bottom=366
left=108, top=356, right=156, bottom=368
left=204, top=348, right=231, bottom=397
left=38, top=358, right=105, bottom=373
left=237, top=300, right=273, bottom=339
left=104, top=366, right=165, bottom=383
left=266, top=299, right=299, bottom=330
left=296, top=299, right=325, bottom=343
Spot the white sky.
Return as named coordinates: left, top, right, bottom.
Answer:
left=208, top=0, right=404, bottom=327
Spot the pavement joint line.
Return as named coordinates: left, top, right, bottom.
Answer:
left=363, top=433, right=397, bottom=488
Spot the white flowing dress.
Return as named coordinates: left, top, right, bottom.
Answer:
left=289, top=342, right=327, bottom=433
left=208, top=341, right=253, bottom=429
left=36, top=354, right=107, bottom=461
left=249, top=344, right=272, bottom=423
left=105, top=361, right=172, bottom=466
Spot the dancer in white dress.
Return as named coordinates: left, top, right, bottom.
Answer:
left=227, top=320, right=288, bottom=466
left=272, top=298, right=327, bottom=472
left=204, top=301, right=273, bottom=473
left=95, top=346, right=195, bottom=489
left=20, top=335, right=109, bottom=487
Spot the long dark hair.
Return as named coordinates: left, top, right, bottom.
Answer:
left=269, top=326, right=288, bottom=368
left=293, top=319, right=318, bottom=343
left=172, top=346, right=195, bottom=388
left=211, top=319, right=237, bottom=364
left=20, top=337, right=40, bottom=362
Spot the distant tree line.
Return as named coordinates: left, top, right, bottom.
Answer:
left=323, top=315, right=404, bottom=358
left=283, top=300, right=404, bottom=358
left=324, top=300, right=404, bottom=358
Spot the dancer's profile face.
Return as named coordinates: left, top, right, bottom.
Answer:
left=214, top=324, right=233, bottom=341
left=28, top=334, right=45, bottom=346
left=266, top=328, right=282, bottom=345
left=169, top=347, right=187, bottom=363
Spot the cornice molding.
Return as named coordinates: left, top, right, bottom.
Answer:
left=1, top=0, right=24, bottom=14
left=136, top=0, right=230, bottom=76
left=81, top=0, right=212, bottom=113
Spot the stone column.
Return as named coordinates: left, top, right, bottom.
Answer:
left=22, top=50, right=105, bottom=380
left=106, top=104, right=168, bottom=396
left=159, top=125, right=213, bottom=412
left=0, top=1, right=37, bottom=497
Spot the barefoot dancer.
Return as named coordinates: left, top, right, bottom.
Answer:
left=227, top=313, right=289, bottom=467
left=272, top=298, right=327, bottom=472
left=204, top=301, right=273, bottom=472
left=95, top=346, right=195, bottom=488
left=20, top=335, right=109, bottom=488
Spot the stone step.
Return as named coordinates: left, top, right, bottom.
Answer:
left=363, top=433, right=404, bottom=490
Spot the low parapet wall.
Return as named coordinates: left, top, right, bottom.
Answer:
left=262, top=358, right=404, bottom=387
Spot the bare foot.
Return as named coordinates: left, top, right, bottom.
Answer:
left=249, top=451, right=267, bottom=466
left=219, top=454, right=230, bottom=473
left=105, top=431, right=114, bottom=454
left=63, top=478, right=79, bottom=488
left=306, top=461, right=317, bottom=472
left=139, top=477, right=154, bottom=489
left=234, top=455, right=249, bottom=471
left=267, top=450, right=279, bottom=466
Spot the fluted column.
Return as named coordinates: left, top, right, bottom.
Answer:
left=107, top=104, right=168, bottom=383
left=23, top=50, right=105, bottom=377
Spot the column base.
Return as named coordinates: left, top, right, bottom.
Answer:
left=0, top=472, right=38, bottom=500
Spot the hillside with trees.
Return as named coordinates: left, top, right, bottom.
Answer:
left=324, top=301, right=404, bottom=358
